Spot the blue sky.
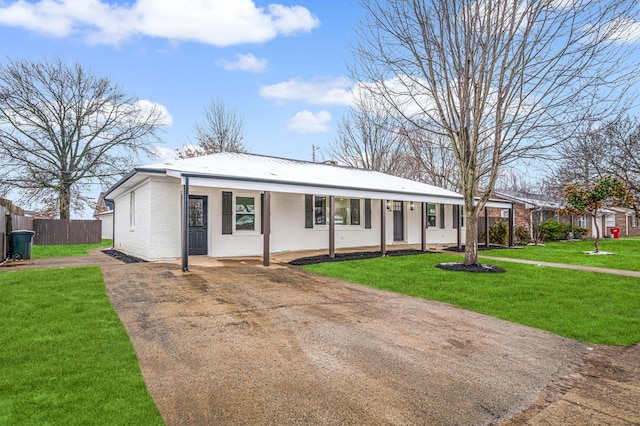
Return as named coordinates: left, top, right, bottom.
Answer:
left=0, top=0, right=364, bottom=164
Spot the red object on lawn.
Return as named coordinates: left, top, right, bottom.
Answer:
left=610, top=227, right=621, bottom=238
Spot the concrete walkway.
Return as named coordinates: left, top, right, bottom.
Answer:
left=478, top=255, right=640, bottom=278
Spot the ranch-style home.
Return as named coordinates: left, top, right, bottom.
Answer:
left=103, top=152, right=513, bottom=270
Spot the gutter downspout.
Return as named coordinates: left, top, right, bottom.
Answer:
left=182, top=176, right=189, bottom=272
left=105, top=198, right=115, bottom=249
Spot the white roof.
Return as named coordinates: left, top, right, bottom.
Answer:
left=494, top=190, right=563, bottom=210
left=107, top=152, right=511, bottom=207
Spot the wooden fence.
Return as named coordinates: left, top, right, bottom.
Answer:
left=33, top=219, right=102, bottom=245
left=1, top=199, right=34, bottom=257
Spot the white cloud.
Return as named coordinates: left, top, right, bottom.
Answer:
left=134, top=99, right=173, bottom=126
left=260, top=77, right=353, bottom=105
left=286, top=110, right=331, bottom=134
left=0, top=0, right=320, bottom=46
left=602, top=18, right=640, bottom=44
left=152, top=145, right=178, bottom=162
left=217, top=53, right=267, bottom=73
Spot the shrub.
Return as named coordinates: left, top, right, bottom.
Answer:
left=515, top=226, right=531, bottom=245
left=570, top=226, right=588, bottom=239
left=538, top=219, right=572, bottom=241
left=489, top=220, right=509, bottom=245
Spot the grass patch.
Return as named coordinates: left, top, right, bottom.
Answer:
left=304, top=253, right=640, bottom=345
left=31, top=240, right=112, bottom=259
left=482, top=238, right=640, bottom=271
left=0, top=267, right=163, bottom=425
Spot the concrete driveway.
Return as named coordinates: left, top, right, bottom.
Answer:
left=101, top=260, right=589, bottom=425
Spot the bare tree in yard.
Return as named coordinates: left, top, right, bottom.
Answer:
left=0, top=58, right=165, bottom=219
left=554, top=115, right=640, bottom=215
left=351, top=0, right=640, bottom=266
left=596, top=116, right=640, bottom=215
left=330, top=97, right=408, bottom=175
left=176, top=98, right=247, bottom=159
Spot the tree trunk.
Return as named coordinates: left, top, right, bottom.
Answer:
left=592, top=213, right=600, bottom=253
left=59, top=184, right=71, bottom=220
left=464, top=209, right=478, bottom=265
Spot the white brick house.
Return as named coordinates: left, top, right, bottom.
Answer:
left=104, top=152, right=512, bottom=270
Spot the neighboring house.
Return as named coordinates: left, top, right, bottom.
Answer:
left=103, top=152, right=513, bottom=269
left=609, top=207, right=640, bottom=237
left=487, top=190, right=568, bottom=240
left=93, top=192, right=114, bottom=240
left=489, top=190, right=621, bottom=239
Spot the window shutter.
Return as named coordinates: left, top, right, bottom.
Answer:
left=364, top=199, right=372, bottom=229
left=222, top=191, right=233, bottom=234
left=453, top=205, right=458, bottom=229
left=260, top=193, right=264, bottom=235
left=439, top=204, right=445, bottom=229
left=305, top=194, right=313, bottom=228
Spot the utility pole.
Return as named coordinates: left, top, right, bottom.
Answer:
left=312, top=144, right=320, bottom=162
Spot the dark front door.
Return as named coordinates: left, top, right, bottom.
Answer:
left=189, top=195, right=208, bottom=255
left=393, top=200, right=404, bottom=241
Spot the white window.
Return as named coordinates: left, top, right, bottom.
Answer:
left=577, top=216, right=587, bottom=228
left=235, top=196, right=255, bottom=231
left=129, top=191, right=135, bottom=230
left=427, top=203, right=437, bottom=227
left=632, top=215, right=639, bottom=228
left=501, top=209, right=510, bottom=218
left=314, top=196, right=327, bottom=225
left=334, top=198, right=361, bottom=225
left=605, top=215, right=615, bottom=228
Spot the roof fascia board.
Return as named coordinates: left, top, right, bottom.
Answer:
left=184, top=174, right=512, bottom=208
left=104, top=169, right=164, bottom=200
left=184, top=175, right=463, bottom=204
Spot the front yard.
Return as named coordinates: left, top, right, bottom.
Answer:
left=304, top=252, right=640, bottom=346
left=482, top=238, right=640, bottom=271
left=0, top=267, right=162, bottom=425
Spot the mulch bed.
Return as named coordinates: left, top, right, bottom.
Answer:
left=443, top=244, right=514, bottom=252
left=102, top=249, right=147, bottom=264
left=289, top=249, right=428, bottom=266
left=435, top=262, right=506, bottom=273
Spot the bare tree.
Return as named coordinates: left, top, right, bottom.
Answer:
left=177, top=98, right=247, bottom=159
left=403, top=126, right=463, bottom=191
left=553, top=115, right=640, bottom=215
left=330, top=97, right=407, bottom=175
left=597, top=116, right=640, bottom=215
left=0, top=58, right=165, bottom=219
left=352, top=0, right=640, bottom=265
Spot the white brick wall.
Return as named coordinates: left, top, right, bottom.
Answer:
left=148, top=178, right=183, bottom=260
left=113, top=178, right=152, bottom=260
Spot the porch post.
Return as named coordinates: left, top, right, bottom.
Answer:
left=508, top=204, right=515, bottom=247
left=421, top=201, right=426, bottom=252
left=456, top=205, right=462, bottom=250
left=381, top=199, right=387, bottom=256
left=484, top=206, right=489, bottom=248
left=329, top=195, right=335, bottom=259
left=263, top=191, right=271, bottom=266
left=182, top=176, right=189, bottom=272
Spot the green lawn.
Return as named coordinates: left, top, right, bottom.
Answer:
left=31, top=239, right=112, bottom=259
left=481, top=238, right=640, bottom=271
left=0, top=267, right=163, bottom=425
left=304, top=253, right=640, bottom=345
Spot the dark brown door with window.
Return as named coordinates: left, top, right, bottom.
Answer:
left=189, top=195, right=208, bottom=255
left=393, top=200, right=404, bottom=241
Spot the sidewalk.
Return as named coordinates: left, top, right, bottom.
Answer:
left=478, top=255, right=640, bottom=278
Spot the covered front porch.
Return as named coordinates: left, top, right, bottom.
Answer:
left=180, top=173, right=514, bottom=271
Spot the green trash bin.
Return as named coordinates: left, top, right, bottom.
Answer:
left=10, top=230, right=35, bottom=260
